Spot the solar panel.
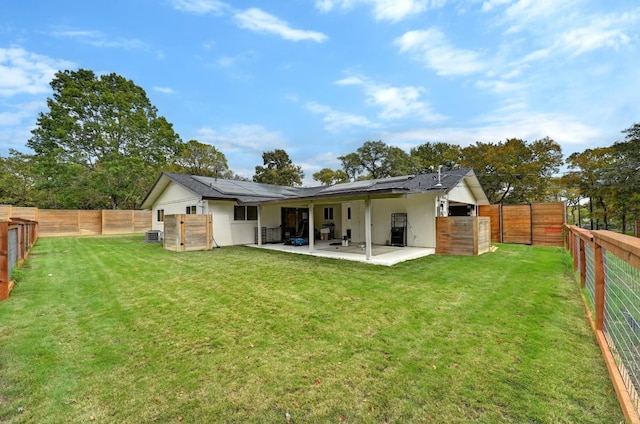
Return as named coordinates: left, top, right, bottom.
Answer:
left=321, top=180, right=374, bottom=193
left=193, top=176, right=297, bottom=198
left=321, top=175, right=413, bottom=193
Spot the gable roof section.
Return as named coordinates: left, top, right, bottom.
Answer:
left=140, top=169, right=490, bottom=209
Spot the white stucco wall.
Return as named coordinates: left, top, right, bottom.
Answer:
left=151, top=183, right=200, bottom=233
left=339, top=201, right=365, bottom=243
left=313, top=203, right=342, bottom=239
left=370, top=194, right=438, bottom=248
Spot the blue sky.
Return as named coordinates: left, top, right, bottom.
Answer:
left=1, top=0, right=639, bottom=185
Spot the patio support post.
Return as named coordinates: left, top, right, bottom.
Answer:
left=308, top=202, right=314, bottom=252
left=257, top=205, right=262, bottom=246
left=365, top=197, right=372, bottom=260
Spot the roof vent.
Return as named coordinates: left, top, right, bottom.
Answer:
left=435, top=165, right=442, bottom=187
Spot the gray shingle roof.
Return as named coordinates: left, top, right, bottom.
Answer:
left=141, top=168, right=488, bottom=209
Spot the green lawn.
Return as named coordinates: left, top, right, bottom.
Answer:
left=0, top=235, right=624, bottom=423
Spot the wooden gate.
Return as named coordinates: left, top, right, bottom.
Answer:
left=502, top=204, right=532, bottom=244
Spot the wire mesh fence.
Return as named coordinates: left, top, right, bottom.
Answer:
left=603, top=249, right=640, bottom=417
left=7, top=227, right=18, bottom=278
left=575, top=234, right=581, bottom=275
left=584, top=242, right=595, bottom=314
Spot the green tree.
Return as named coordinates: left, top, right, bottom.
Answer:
left=461, top=138, right=563, bottom=204
left=339, top=140, right=412, bottom=180
left=409, top=142, right=462, bottom=173
left=357, top=140, right=390, bottom=179
left=253, top=149, right=304, bottom=186
left=607, top=123, right=640, bottom=232
left=565, top=147, right=615, bottom=230
left=170, top=140, right=233, bottom=178
left=386, top=146, right=413, bottom=177
left=27, top=69, right=182, bottom=209
left=337, top=152, right=363, bottom=181
left=0, top=149, right=36, bottom=206
left=312, top=168, right=349, bottom=186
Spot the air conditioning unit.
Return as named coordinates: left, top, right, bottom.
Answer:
left=145, top=230, right=163, bottom=243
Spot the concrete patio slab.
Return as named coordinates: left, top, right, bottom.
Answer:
left=248, top=241, right=435, bottom=266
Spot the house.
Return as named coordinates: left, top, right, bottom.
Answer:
left=140, top=168, right=490, bottom=260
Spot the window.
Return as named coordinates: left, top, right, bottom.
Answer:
left=324, top=207, right=334, bottom=220
left=347, top=207, right=351, bottom=220
left=157, top=209, right=164, bottom=222
left=186, top=205, right=196, bottom=214
left=234, top=206, right=246, bottom=221
left=234, top=205, right=259, bottom=221
left=246, top=205, right=258, bottom=221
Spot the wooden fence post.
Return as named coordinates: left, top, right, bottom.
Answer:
left=579, top=238, right=586, bottom=288
left=571, top=231, right=578, bottom=270
left=593, top=242, right=605, bottom=331
left=0, top=221, right=9, bottom=300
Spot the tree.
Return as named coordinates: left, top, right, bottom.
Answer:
left=312, top=168, right=349, bottom=186
left=386, top=146, right=413, bottom=177
left=253, top=149, right=304, bottom=186
left=27, top=69, right=182, bottom=209
left=357, top=140, right=391, bottom=179
left=565, top=147, right=615, bottom=230
left=337, top=152, right=363, bottom=181
left=606, top=123, right=640, bottom=232
left=170, top=140, right=233, bottom=178
left=339, top=140, right=411, bottom=180
left=409, top=142, right=462, bottom=173
left=461, top=137, right=563, bottom=204
left=0, top=150, right=36, bottom=206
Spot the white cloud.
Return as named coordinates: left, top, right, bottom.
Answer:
left=234, top=8, right=328, bottom=43
left=194, top=124, right=288, bottom=152
left=215, top=50, right=257, bottom=68
left=51, top=28, right=147, bottom=49
left=315, top=0, right=445, bottom=21
left=171, top=0, right=229, bottom=15
left=306, top=101, right=377, bottom=131
left=554, top=12, right=638, bottom=56
left=0, top=47, right=74, bottom=97
left=481, top=0, right=513, bottom=13
left=384, top=108, right=603, bottom=153
left=475, top=78, right=522, bottom=93
left=0, top=101, right=43, bottom=126
left=336, top=75, right=444, bottom=121
left=152, top=86, right=176, bottom=94
left=497, top=0, right=574, bottom=34
left=395, top=29, right=486, bottom=76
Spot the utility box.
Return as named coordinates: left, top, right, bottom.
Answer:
left=145, top=230, right=163, bottom=243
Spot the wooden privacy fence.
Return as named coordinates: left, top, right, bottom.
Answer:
left=0, top=218, right=38, bottom=300
left=478, top=202, right=565, bottom=247
left=566, top=225, right=640, bottom=424
left=163, top=214, right=213, bottom=252
left=0, top=205, right=151, bottom=236
left=436, top=216, right=491, bottom=256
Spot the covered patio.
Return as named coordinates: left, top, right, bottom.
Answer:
left=249, top=240, right=435, bottom=266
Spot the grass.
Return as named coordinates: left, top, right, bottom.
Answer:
left=0, top=235, right=624, bottom=423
